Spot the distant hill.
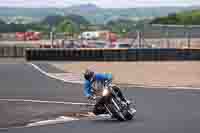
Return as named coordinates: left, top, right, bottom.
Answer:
left=0, top=4, right=198, bottom=24
left=151, top=9, right=200, bottom=25
left=42, top=14, right=90, bottom=26
left=42, top=15, right=64, bottom=26
left=63, top=4, right=197, bottom=24
left=0, top=19, right=5, bottom=24
left=66, top=14, right=90, bottom=25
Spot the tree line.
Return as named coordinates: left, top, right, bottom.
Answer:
left=0, top=14, right=90, bottom=33
left=151, top=10, right=200, bottom=25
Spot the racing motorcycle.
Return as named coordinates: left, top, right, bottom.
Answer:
left=91, top=80, right=136, bottom=121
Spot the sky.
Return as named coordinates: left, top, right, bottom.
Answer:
left=0, top=0, right=200, bottom=8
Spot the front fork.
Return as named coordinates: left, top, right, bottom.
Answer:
left=105, top=96, right=121, bottom=113
left=104, top=104, right=113, bottom=116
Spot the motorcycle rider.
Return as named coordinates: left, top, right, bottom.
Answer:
left=83, top=69, right=130, bottom=115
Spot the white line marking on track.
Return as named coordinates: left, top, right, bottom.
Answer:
left=0, top=99, right=94, bottom=106
left=28, top=63, right=84, bottom=84
left=26, top=116, right=79, bottom=127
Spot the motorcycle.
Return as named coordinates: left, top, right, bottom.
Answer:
left=91, top=80, right=136, bottom=121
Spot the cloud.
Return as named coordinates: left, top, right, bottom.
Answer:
left=0, top=0, right=200, bottom=8
left=93, top=0, right=200, bottom=8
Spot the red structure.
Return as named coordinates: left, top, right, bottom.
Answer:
left=107, top=32, right=117, bottom=43
left=16, top=32, right=41, bottom=41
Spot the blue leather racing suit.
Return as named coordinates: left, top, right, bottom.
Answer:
left=84, top=73, right=112, bottom=97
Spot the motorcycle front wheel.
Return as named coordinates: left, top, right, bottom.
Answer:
left=108, top=98, right=126, bottom=121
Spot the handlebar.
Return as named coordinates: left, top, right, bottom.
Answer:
left=91, top=80, right=112, bottom=98
left=104, top=80, right=112, bottom=87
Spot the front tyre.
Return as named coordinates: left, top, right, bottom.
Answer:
left=124, top=109, right=134, bottom=120
left=109, top=98, right=126, bottom=121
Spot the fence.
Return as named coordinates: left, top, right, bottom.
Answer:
left=129, top=25, right=200, bottom=49
left=48, top=25, right=200, bottom=49
left=1, top=24, right=200, bottom=48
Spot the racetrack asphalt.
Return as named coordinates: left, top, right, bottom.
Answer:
left=1, top=62, right=200, bottom=133
left=0, top=63, right=87, bottom=128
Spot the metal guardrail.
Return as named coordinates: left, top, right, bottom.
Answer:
left=1, top=46, right=199, bottom=60
left=25, top=48, right=200, bottom=61
left=0, top=46, right=33, bottom=57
